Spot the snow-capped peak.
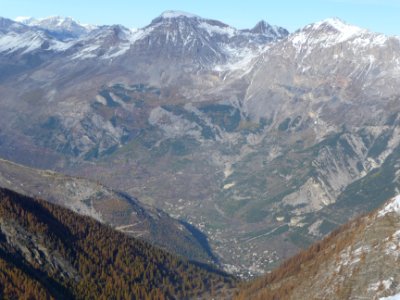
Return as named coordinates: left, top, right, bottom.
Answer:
left=159, top=10, right=200, bottom=19
left=13, top=15, right=98, bottom=40
left=14, top=16, right=34, bottom=23
left=249, top=20, right=289, bottom=39
left=312, top=17, right=365, bottom=36
left=42, top=16, right=73, bottom=25
left=17, top=16, right=73, bottom=26
left=290, top=17, right=379, bottom=53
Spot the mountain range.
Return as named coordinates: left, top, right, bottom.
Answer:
left=0, top=10, right=399, bottom=279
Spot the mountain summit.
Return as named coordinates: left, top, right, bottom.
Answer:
left=287, top=17, right=388, bottom=51
left=159, top=10, right=201, bottom=19
left=250, top=20, right=288, bottom=37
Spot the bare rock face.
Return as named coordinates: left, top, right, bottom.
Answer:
left=0, top=218, right=78, bottom=280
left=0, top=12, right=399, bottom=276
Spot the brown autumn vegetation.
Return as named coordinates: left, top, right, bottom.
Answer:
left=234, top=212, right=370, bottom=300
left=0, top=258, right=53, bottom=299
left=0, top=188, right=235, bottom=299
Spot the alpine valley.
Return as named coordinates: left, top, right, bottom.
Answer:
left=0, top=10, right=400, bottom=282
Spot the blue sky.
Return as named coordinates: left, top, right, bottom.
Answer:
left=1, top=0, right=400, bottom=36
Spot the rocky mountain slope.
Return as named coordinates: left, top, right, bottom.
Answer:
left=0, top=158, right=216, bottom=264
left=235, top=194, right=400, bottom=300
left=0, top=11, right=399, bottom=276
left=0, top=187, right=234, bottom=299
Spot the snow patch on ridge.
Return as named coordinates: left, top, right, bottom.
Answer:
left=380, top=292, right=400, bottom=300
left=214, top=45, right=263, bottom=73
left=0, top=31, right=72, bottom=54
left=198, top=22, right=236, bottom=37
left=71, top=25, right=153, bottom=60
left=0, top=32, right=41, bottom=53
left=129, top=25, right=155, bottom=44
left=378, top=195, right=400, bottom=217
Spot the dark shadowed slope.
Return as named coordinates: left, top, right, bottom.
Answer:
left=0, top=158, right=216, bottom=264
left=0, top=187, right=235, bottom=299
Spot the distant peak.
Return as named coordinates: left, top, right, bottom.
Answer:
left=290, top=17, right=374, bottom=50
left=251, top=20, right=269, bottom=34
left=16, top=16, right=78, bottom=26
left=312, top=17, right=365, bottom=34
left=249, top=20, right=289, bottom=38
left=159, top=10, right=200, bottom=19
left=319, top=17, right=346, bottom=26
left=14, top=16, right=34, bottom=23
left=40, top=16, right=69, bottom=20
left=13, top=16, right=97, bottom=36
left=38, top=16, right=77, bottom=25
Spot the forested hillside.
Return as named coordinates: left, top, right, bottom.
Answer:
left=235, top=195, right=400, bottom=300
left=0, top=188, right=234, bottom=299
